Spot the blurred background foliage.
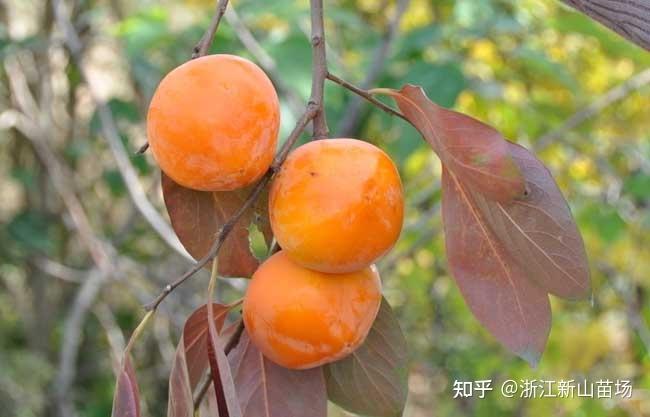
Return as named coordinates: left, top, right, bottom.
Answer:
left=1, top=0, right=649, bottom=416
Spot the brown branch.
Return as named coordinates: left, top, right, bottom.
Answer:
left=535, top=67, right=650, bottom=151
left=192, top=0, right=230, bottom=58
left=326, top=72, right=407, bottom=121
left=224, top=6, right=304, bottom=119
left=143, top=0, right=333, bottom=311
left=337, top=0, right=410, bottom=136
left=135, top=142, right=149, bottom=155
left=309, top=0, right=329, bottom=139
left=561, top=0, right=650, bottom=51
left=136, top=0, right=229, bottom=154
left=143, top=106, right=317, bottom=312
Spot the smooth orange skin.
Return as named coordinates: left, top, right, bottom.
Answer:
left=269, top=139, right=404, bottom=273
left=243, top=251, right=382, bottom=369
left=147, top=54, right=279, bottom=191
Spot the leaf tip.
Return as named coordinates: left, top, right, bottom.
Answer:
left=518, top=347, right=542, bottom=368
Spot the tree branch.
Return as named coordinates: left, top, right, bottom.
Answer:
left=535, top=67, right=650, bottom=151
left=326, top=72, right=407, bottom=121
left=224, top=6, right=304, bottom=119
left=193, top=0, right=230, bottom=58
left=337, top=0, right=410, bottom=136
left=561, top=0, right=650, bottom=51
left=51, top=0, right=192, bottom=261
left=309, top=0, right=329, bottom=139
left=144, top=0, right=332, bottom=312
left=143, top=106, right=317, bottom=312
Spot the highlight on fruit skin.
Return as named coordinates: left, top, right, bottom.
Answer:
left=243, top=251, right=382, bottom=370
left=147, top=54, right=280, bottom=191
left=269, top=138, right=404, bottom=273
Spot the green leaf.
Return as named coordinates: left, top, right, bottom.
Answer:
left=514, top=47, right=577, bottom=90
left=400, top=62, right=466, bottom=108
left=578, top=203, right=626, bottom=243
left=623, top=172, right=650, bottom=200
left=6, top=211, right=57, bottom=254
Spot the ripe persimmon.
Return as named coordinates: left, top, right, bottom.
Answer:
left=147, top=54, right=279, bottom=191
left=243, top=251, right=382, bottom=369
left=269, top=138, right=404, bottom=273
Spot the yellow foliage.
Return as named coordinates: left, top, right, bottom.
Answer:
left=470, top=39, right=498, bottom=63
left=400, top=0, right=432, bottom=31
left=568, top=156, right=596, bottom=181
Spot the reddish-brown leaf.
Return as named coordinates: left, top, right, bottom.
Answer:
left=111, top=357, right=141, bottom=417
left=383, top=85, right=525, bottom=202
left=162, top=173, right=272, bottom=278
left=324, top=298, right=408, bottom=417
left=470, top=143, right=591, bottom=299
left=442, top=167, right=551, bottom=365
left=168, top=304, right=230, bottom=417
left=206, top=302, right=242, bottom=417
left=228, top=329, right=327, bottom=417
left=198, top=385, right=219, bottom=417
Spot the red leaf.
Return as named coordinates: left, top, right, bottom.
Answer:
left=206, top=303, right=242, bottom=417
left=324, top=298, right=408, bottom=417
left=383, top=85, right=525, bottom=202
left=162, top=173, right=272, bottom=278
left=111, top=357, right=141, bottom=417
left=442, top=167, right=551, bottom=365
left=197, top=385, right=219, bottom=417
left=470, top=143, right=591, bottom=299
left=168, top=304, right=231, bottom=417
left=228, top=329, right=327, bottom=417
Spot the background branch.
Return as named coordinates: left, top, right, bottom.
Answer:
left=535, top=67, right=650, bottom=151
left=51, top=0, right=192, bottom=261
left=336, top=0, right=410, bottom=136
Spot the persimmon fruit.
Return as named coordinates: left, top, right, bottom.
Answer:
left=269, top=138, right=404, bottom=273
left=243, top=251, right=382, bottom=369
left=147, top=54, right=280, bottom=191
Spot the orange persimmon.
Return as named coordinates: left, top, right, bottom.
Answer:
left=147, top=54, right=279, bottom=191
left=243, top=251, right=382, bottom=369
left=269, top=139, right=404, bottom=273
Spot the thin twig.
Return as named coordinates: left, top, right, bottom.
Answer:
left=193, top=0, right=230, bottom=58
left=309, top=0, right=329, bottom=139
left=224, top=6, right=304, bottom=119
left=337, top=0, right=410, bottom=136
left=144, top=0, right=331, bottom=312
left=143, top=106, right=317, bottom=312
left=135, top=142, right=149, bottom=154
left=326, top=72, right=407, bottom=121
left=51, top=0, right=192, bottom=261
left=535, top=68, right=650, bottom=151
